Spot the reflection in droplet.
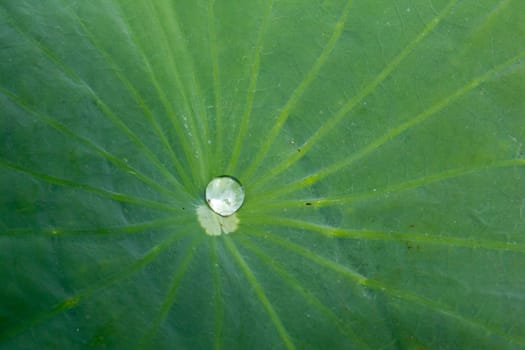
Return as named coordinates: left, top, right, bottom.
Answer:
left=205, top=176, right=245, bottom=216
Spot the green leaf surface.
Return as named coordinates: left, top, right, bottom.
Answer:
left=1, top=0, right=525, bottom=349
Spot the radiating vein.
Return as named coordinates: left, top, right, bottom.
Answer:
left=0, top=88, right=184, bottom=200
left=248, top=230, right=525, bottom=347
left=0, top=229, right=191, bottom=341
left=0, top=6, right=188, bottom=196
left=208, top=0, right=223, bottom=171
left=210, top=238, right=224, bottom=350
left=72, top=9, right=194, bottom=192
left=363, top=278, right=525, bottom=347
left=6, top=217, right=188, bottom=236
left=247, top=230, right=367, bottom=285
left=242, top=0, right=355, bottom=181
left=249, top=158, right=525, bottom=210
left=138, top=236, right=202, bottom=349
left=453, top=0, right=513, bottom=61
left=0, top=158, right=184, bottom=214
left=251, top=0, right=458, bottom=188
left=244, top=215, right=525, bottom=253
left=254, top=49, right=525, bottom=199
left=227, top=0, right=275, bottom=174
left=149, top=0, right=210, bottom=182
left=111, top=1, right=202, bottom=184
left=238, top=236, right=371, bottom=349
left=310, top=159, right=525, bottom=208
left=224, top=236, right=295, bottom=350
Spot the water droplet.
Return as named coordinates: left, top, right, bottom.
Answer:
left=205, top=176, right=245, bottom=216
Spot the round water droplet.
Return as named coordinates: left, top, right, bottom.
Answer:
left=205, top=176, right=245, bottom=216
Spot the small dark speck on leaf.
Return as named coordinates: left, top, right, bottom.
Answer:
left=406, top=241, right=420, bottom=252
left=305, top=202, right=312, bottom=206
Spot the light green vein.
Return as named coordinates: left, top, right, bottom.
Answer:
left=254, top=49, right=525, bottom=199
left=148, top=0, right=210, bottom=183
left=138, top=236, right=203, bottom=349
left=250, top=0, right=459, bottom=188
left=208, top=0, right=223, bottom=171
left=454, top=0, right=513, bottom=61
left=363, top=278, right=525, bottom=347
left=0, top=158, right=184, bottom=214
left=249, top=158, right=525, bottom=210
left=0, top=88, right=183, bottom=200
left=111, top=1, right=201, bottom=184
left=0, top=229, right=191, bottom=341
left=72, top=9, right=194, bottom=192
left=224, top=236, right=295, bottom=350
left=303, top=158, right=525, bottom=208
left=0, top=6, right=188, bottom=197
left=210, top=238, right=224, bottom=350
left=241, top=0, right=355, bottom=181
left=247, top=230, right=367, bottom=285
left=237, top=236, right=371, bottom=350
left=245, top=215, right=525, bottom=253
left=227, top=0, right=275, bottom=174
left=249, top=230, right=525, bottom=347
left=6, top=217, right=189, bottom=237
